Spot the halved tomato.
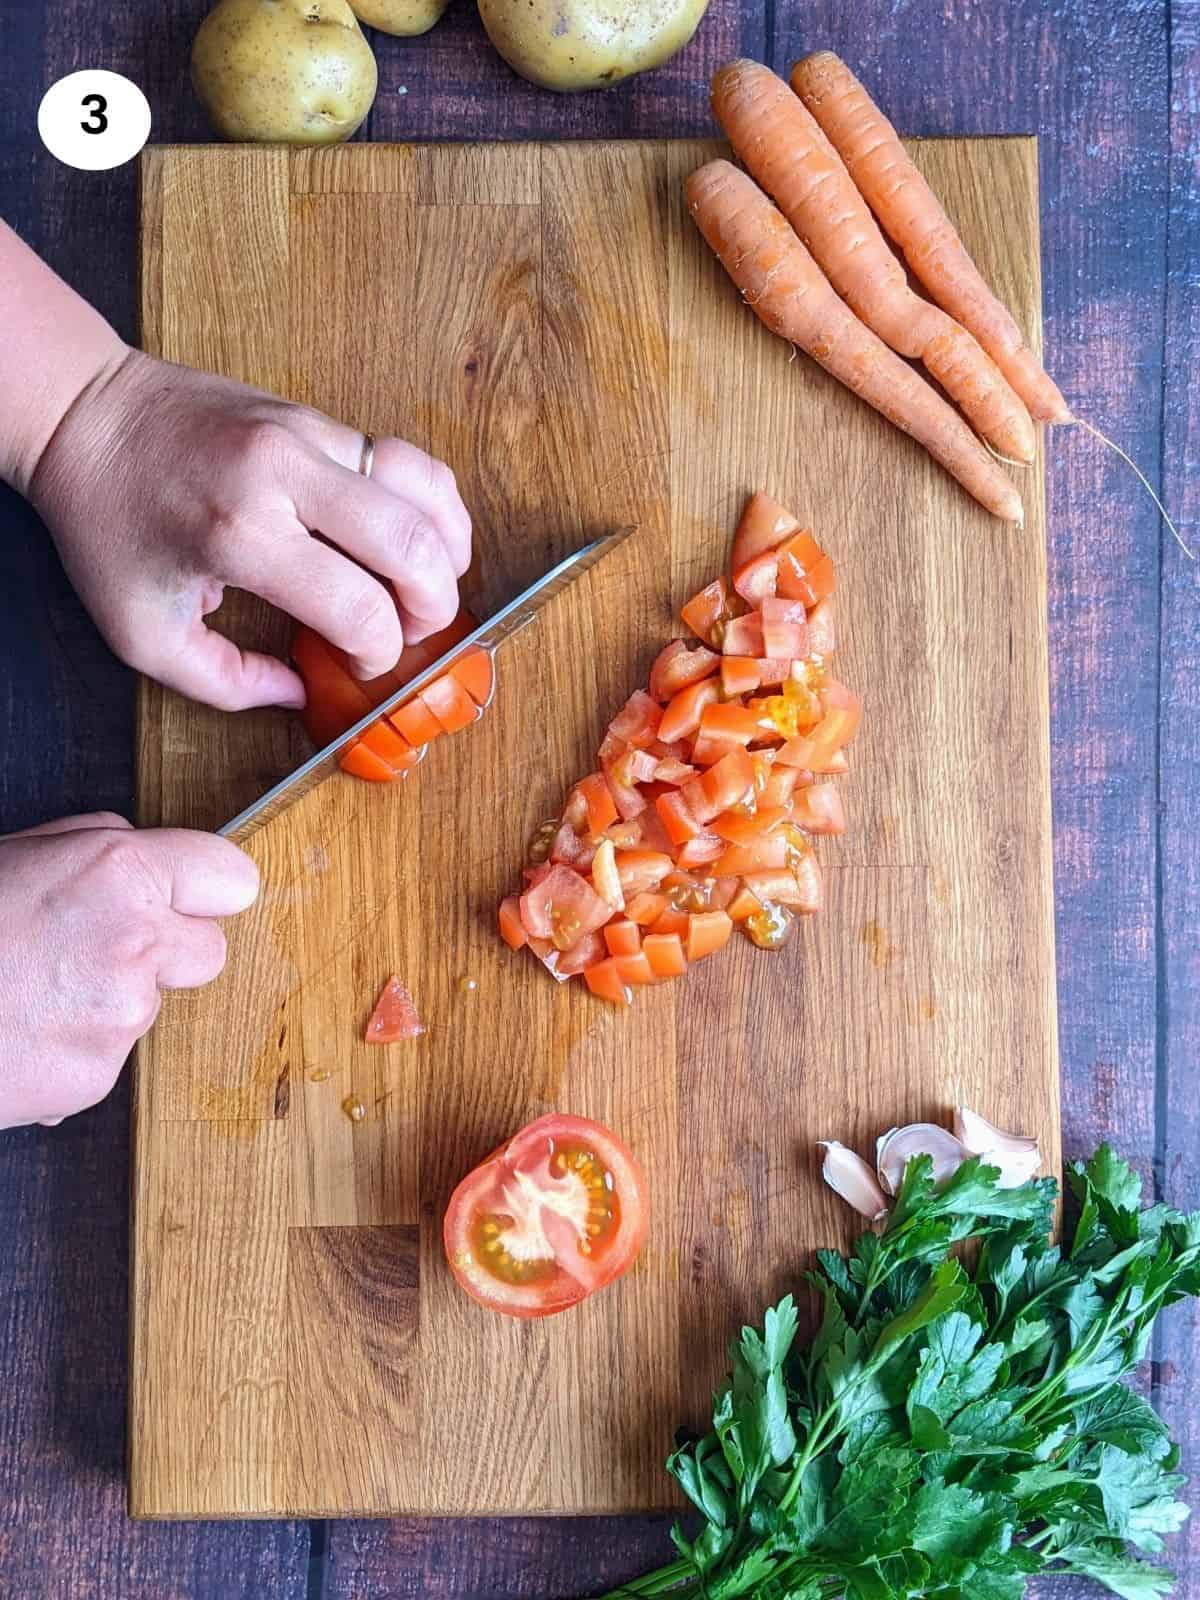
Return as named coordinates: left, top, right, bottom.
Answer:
left=443, top=1113, right=648, bottom=1318
left=292, top=628, right=373, bottom=747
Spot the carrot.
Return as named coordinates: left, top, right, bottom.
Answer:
left=686, top=160, right=1024, bottom=523
left=789, top=52, right=1070, bottom=425
left=710, top=60, right=1037, bottom=463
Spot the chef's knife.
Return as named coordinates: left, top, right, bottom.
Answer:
left=220, top=524, right=636, bottom=843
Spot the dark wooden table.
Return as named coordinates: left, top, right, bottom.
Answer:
left=1, top=1, right=1196, bottom=1595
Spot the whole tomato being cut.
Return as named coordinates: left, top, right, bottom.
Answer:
left=444, top=1113, right=648, bottom=1319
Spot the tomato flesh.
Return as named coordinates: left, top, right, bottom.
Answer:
left=443, top=1113, right=647, bottom=1318
left=364, top=975, right=424, bottom=1043
left=519, top=865, right=612, bottom=950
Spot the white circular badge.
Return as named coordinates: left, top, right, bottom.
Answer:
left=37, top=71, right=151, bottom=172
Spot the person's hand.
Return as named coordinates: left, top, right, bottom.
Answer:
left=0, top=813, right=259, bottom=1130
left=27, top=349, right=472, bottom=712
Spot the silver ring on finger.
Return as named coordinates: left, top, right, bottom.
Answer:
left=358, top=431, right=376, bottom=479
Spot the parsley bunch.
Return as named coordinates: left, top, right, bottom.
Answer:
left=604, top=1147, right=1200, bottom=1600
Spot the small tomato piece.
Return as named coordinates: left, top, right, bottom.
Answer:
left=499, top=896, right=528, bottom=950
left=731, top=490, right=801, bottom=576
left=389, top=695, right=445, bottom=749
left=807, top=597, right=836, bottom=657
left=608, top=689, right=662, bottom=748
left=721, top=612, right=765, bottom=657
left=603, top=919, right=642, bottom=958
left=585, top=959, right=634, bottom=1006
left=655, top=789, right=703, bottom=847
left=625, top=890, right=668, bottom=925
left=721, top=657, right=761, bottom=697
left=338, top=740, right=398, bottom=782
left=680, top=576, right=733, bottom=648
left=614, top=949, right=656, bottom=986
left=649, top=639, right=720, bottom=703
left=590, top=837, right=625, bottom=912
left=519, top=865, right=612, bottom=950
left=576, top=772, right=619, bottom=836
left=658, top=678, right=721, bottom=745
left=676, top=833, right=725, bottom=869
left=760, top=597, right=810, bottom=660
left=776, top=530, right=835, bottom=607
left=700, top=748, right=756, bottom=814
left=364, top=975, right=424, bottom=1043
left=642, top=931, right=687, bottom=978
left=791, top=783, right=846, bottom=835
left=420, top=672, right=479, bottom=734
left=712, top=805, right=789, bottom=844
left=686, top=910, right=733, bottom=961
left=615, top=849, right=673, bottom=895
left=557, top=930, right=607, bottom=976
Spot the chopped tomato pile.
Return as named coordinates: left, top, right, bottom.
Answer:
left=497, top=492, right=860, bottom=1004
left=292, top=607, right=494, bottom=783
left=443, top=1113, right=647, bottom=1318
left=364, top=974, right=425, bottom=1043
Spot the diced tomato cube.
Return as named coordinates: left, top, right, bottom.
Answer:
left=681, top=775, right=719, bottom=826
left=653, top=758, right=696, bottom=786
left=721, top=657, right=761, bottom=697
left=656, top=790, right=702, bottom=846
left=388, top=695, right=444, bottom=749
left=527, top=938, right=571, bottom=984
left=792, top=783, right=846, bottom=835
left=731, top=490, right=801, bottom=575
left=614, top=949, right=656, bottom=986
left=700, top=749, right=756, bottom=814
left=519, top=865, right=613, bottom=949
left=615, top=850, right=673, bottom=895
left=744, top=859, right=822, bottom=913
left=680, top=577, right=732, bottom=647
left=613, top=748, right=660, bottom=786
left=448, top=646, right=495, bottom=709
left=649, top=906, right=690, bottom=937
left=420, top=672, right=479, bottom=734
left=761, top=764, right=804, bottom=806
left=776, top=530, right=835, bottom=607
left=585, top=958, right=634, bottom=1006
left=722, top=612, right=765, bottom=657
left=604, top=920, right=642, bottom=958
left=608, top=689, right=662, bottom=748
left=808, top=597, right=836, bottom=657
left=714, top=835, right=790, bottom=876
left=689, top=730, right=741, bottom=767
left=642, top=932, right=687, bottom=978
left=338, top=740, right=398, bottom=783
left=550, top=820, right=597, bottom=870
left=760, top=597, right=809, bottom=660
left=658, top=678, right=721, bottom=745
left=359, top=716, right=421, bottom=773
left=676, top=833, right=725, bottom=869
left=755, top=658, right=793, bottom=687
left=590, top=837, right=625, bottom=911
left=777, top=681, right=861, bottom=770
left=498, top=896, right=528, bottom=950
left=686, top=910, right=733, bottom=961
left=712, top=805, right=789, bottom=844
left=558, top=930, right=607, bottom=976
left=731, top=548, right=778, bottom=605
left=601, top=754, right=648, bottom=821
left=625, top=890, right=668, bottom=925
left=699, top=703, right=760, bottom=747
left=726, top=885, right=761, bottom=923
left=648, top=639, right=721, bottom=703
left=574, top=772, right=619, bottom=836
left=604, top=816, right=646, bottom=849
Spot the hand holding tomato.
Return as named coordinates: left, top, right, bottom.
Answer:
left=26, top=349, right=472, bottom=713
left=0, top=813, right=258, bottom=1129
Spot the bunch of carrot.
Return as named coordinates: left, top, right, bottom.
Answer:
left=688, top=53, right=1071, bottom=523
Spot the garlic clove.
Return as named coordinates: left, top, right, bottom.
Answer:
left=954, top=1105, right=1039, bottom=1154
left=818, top=1141, right=890, bottom=1220
left=876, top=1123, right=968, bottom=1195
left=954, top=1106, right=1042, bottom=1188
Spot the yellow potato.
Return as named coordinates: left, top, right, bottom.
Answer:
left=192, top=0, right=378, bottom=144
left=350, top=0, right=450, bottom=35
left=477, top=0, right=709, bottom=92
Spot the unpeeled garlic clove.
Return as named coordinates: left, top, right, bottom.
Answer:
left=876, top=1123, right=968, bottom=1195
left=954, top=1106, right=1041, bottom=1189
left=819, top=1140, right=890, bottom=1220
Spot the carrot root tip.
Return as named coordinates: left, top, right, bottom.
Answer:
left=1069, top=416, right=1194, bottom=560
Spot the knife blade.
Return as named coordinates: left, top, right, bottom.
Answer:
left=220, top=524, right=636, bottom=843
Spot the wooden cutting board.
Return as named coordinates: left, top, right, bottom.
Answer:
left=130, top=137, right=1059, bottom=1518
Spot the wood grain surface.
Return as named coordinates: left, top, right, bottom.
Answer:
left=129, top=134, right=1058, bottom=1519
left=0, top=1, right=1194, bottom=1594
